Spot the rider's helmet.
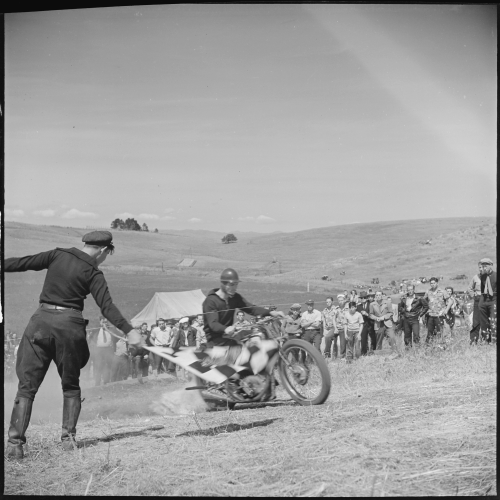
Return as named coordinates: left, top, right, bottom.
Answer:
left=220, top=268, right=240, bottom=283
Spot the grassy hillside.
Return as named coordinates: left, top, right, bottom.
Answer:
left=5, top=216, right=495, bottom=272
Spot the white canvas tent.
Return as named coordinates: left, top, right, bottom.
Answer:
left=131, top=289, right=206, bottom=327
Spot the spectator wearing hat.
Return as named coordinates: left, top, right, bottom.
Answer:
left=467, top=262, right=483, bottom=343
left=300, top=300, right=323, bottom=351
left=398, top=285, right=428, bottom=346
left=424, top=277, right=447, bottom=343
left=478, top=258, right=496, bottom=343
left=283, top=304, right=303, bottom=340
left=370, top=291, right=398, bottom=353
left=322, top=297, right=337, bottom=358
left=4, top=230, right=142, bottom=458
left=357, top=291, right=376, bottom=355
left=173, top=318, right=188, bottom=348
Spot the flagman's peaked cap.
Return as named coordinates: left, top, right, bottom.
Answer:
left=82, top=231, right=113, bottom=246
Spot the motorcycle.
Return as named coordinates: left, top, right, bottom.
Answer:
left=144, top=317, right=331, bottom=410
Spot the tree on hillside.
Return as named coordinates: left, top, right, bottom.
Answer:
left=153, top=228, right=159, bottom=233
left=222, top=233, right=237, bottom=244
left=142, top=223, right=149, bottom=232
left=124, top=218, right=141, bottom=231
left=111, top=218, right=125, bottom=230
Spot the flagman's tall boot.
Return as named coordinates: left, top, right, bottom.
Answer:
left=61, top=396, right=82, bottom=451
left=7, top=397, right=33, bottom=459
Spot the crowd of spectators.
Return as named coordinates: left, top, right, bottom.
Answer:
left=12, top=259, right=489, bottom=385
left=82, top=313, right=207, bottom=385
left=278, top=264, right=496, bottom=363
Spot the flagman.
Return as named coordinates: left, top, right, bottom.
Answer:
left=4, top=231, right=142, bottom=459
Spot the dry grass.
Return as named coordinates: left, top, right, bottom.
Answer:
left=4, top=326, right=496, bottom=496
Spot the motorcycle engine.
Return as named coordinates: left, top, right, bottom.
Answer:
left=239, top=374, right=268, bottom=398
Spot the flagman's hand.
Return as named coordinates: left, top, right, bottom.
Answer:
left=224, top=325, right=236, bottom=335
left=127, top=328, right=145, bottom=347
left=270, top=311, right=285, bottom=319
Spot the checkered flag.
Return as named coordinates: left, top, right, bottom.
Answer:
left=144, top=340, right=279, bottom=384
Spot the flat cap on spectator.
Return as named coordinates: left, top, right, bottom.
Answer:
left=82, top=230, right=113, bottom=246
left=479, top=258, right=493, bottom=265
left=337, top=294, right=345, bottom=299
left=359, top=291, right=367, bottom=298
left=290, top=303, right=302, bottom=310
left=305, top=299, right=314, bottom=305
left=179, top=317, right=189, bottom=324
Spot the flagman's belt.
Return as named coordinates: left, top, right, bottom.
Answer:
left=40, top=302, right=82, bottom=313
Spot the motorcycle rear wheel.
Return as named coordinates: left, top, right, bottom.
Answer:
left=278, top=339, right=331, bottom=405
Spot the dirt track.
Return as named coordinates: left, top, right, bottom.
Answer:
left=4, top=336, right=496, bottom=497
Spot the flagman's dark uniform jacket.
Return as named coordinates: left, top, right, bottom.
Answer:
left=5, top=247, right=133, bottom=400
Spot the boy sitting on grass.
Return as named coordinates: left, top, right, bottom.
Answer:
left=344, top=301, right=364, bottom=363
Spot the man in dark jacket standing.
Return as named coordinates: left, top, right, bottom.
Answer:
left=357, top=291, right=376, bottom=355
left=398, top=284, right=428, bottom=346
left=4, top=231, right=141, bottom=459
left=478, top=258, right=497, bottom=343
left=202, top=268, right=284, bottom=346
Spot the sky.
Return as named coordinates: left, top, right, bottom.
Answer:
left=4, top=5, right=497, bottom=233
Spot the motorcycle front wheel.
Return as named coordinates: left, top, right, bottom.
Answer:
left=278, top=339, right=331, bottom=405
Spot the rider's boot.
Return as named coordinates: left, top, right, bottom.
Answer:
left=6, top=397, right=33, bottom=460
left=61, top=396, right=82, bottom=451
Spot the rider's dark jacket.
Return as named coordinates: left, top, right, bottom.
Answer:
left=202, top=289, right=271, bottom=344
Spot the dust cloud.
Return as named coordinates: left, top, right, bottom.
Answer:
left=150, top=382, right=208, bottom=416
left=4, top=362, right=67, bottom=424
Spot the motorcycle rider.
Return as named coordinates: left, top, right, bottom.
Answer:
left=202, top=268, right=285, bottom=347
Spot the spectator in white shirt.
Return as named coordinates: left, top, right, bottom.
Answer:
left=149, top=318, right=171, bottom=377
left=300, top=299, right=323, bottom=351
left=94, top=317, right=114, bottom=386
